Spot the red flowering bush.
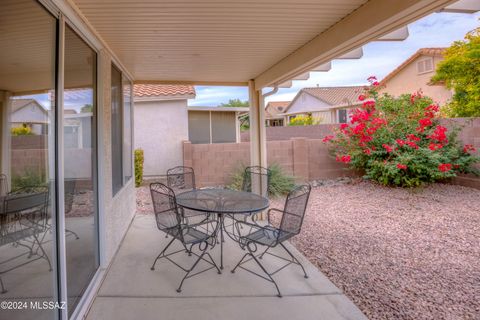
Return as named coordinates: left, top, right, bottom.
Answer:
left=323, top=77, right=480, bottom=187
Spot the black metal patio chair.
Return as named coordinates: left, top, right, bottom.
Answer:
left=0, top=174, right=8, bottom=196
left=242, top=166, right=271, bottom=198
left=149, top=183, right=221, bottom=293
left=167, top=166, right=210, bottom=225
left=0, top=186, right=52, bottom=293
left=230, top=184, right=312, bottom=297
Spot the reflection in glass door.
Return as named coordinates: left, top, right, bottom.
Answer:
left=64, top=25, right=98, bottom=315
left=0, top=1, right=57, bottom=319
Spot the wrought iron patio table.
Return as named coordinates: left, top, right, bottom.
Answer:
left=176, top=188, right=269, bottom=269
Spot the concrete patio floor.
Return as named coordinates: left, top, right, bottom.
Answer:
left=86, top=215, right=367, bottom=320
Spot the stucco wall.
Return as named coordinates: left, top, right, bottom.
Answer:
left=380, top=55, right=453, bottom=106
left=134, top=99, right=188, bottom=176
left=99, top=50, right=136, bottom=264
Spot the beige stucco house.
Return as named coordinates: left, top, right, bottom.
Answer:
left=282, top=86, right=366, bottom=124
left=134, top=84, right=247, bottom=177
left=379, top=47, right=453, bottom=106
left=265, top=101, right=290, bottom=126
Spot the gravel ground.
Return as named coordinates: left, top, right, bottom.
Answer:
left=136, top=181, right=480, bottom=320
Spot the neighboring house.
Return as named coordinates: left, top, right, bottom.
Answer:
left=265, top=101, right=290, bottom=127
left=134, top=84, right=195, bottom=177
left=188, top=106, right=248, bottom=144
left=282, top=86, right=365, bottom=124
left=379, top=47, right=452, bottom=106
left=134, top=84, right=246, bottom=177
left=10, top=98, right=48, bottom=134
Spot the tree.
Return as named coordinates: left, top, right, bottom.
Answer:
left=431, top=27, right=480, bottom=117
left=81, top=104, right=93, bottom=113
left=219, top=99, right=249, bottom=108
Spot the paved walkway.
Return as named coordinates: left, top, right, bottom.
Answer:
left=86, top=215, right=367, bottom=320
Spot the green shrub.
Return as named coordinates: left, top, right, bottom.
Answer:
left=323, top=76, right=480, bottom=187
left=11, top=171, right=46, bottom=192
left=11, top=125, right=33, bottom=136
left=288, top=114, right=321, bottom=126
left=228, top=163, right=295, bottom=197
left=134, top=149, right=144, bottom=187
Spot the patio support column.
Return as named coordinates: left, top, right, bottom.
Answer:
left=248, top=80, right=267, bottom=195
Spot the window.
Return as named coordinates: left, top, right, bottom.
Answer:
left=417, top=58, right=434, bottom=74
left=111, top=64, right=133, bottom=195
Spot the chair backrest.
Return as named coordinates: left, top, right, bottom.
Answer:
left=166, top=166, right=195, bottom=191
left=1, top=186, right=50, bottom=244
left=0, top=174, right=8, bottom=196
left=279, top=184, right=311, bottom=236
left=149, top=183, right=183, bottom=238
left=242, top=166, right=270, bottom=198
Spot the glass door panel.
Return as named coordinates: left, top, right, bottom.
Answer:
left=63, top=25, right=98, bottom=315
left=0, top=1, right=57, bottom=319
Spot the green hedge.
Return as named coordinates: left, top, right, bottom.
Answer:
left=134, top=149, right=144, bottom=187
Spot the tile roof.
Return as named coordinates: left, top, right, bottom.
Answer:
left=133, top=84, right=195, bottom=98
left=11, top=98, right=46, bottom=113
left=301, top=86, right=366, bottom=106
left=266, top=101, right=290, bottom=118
left=380, top=47, right=446, bottom=85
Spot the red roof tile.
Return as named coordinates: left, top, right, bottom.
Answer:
left=133, top=84, right=195, bottom=98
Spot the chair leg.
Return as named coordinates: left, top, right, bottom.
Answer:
left=258, top=246, right=270, bottom=259
left=206, top=252, right=222, bottom=274
left=280, top=242, right=308, bottom=279
left=247, top=246, right=282, bottom=298
left=66, top=228, right=80, bottom=240
left=32, top=233, right=52, bottom=271
left=0, top=276, right=6, bottom=294
left=231, top=253, right=249, bottom=273
left=151, top=237, right=175, bottom=270
left=177, top=245, right=208, bottom=293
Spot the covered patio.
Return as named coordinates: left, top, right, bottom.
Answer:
left=86, top=214, right=366, bottom=320
left=2, top=0, right=479, bottom=319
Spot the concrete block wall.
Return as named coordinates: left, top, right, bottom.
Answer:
left=187, top=117, right=480, bottom=190
left=183, top=138, right=351, bottom=187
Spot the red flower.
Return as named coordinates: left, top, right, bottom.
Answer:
left=396, top=139, right=405, bottom=146
left=322, top=135, right=334, bottom=143
left=396, top=164, right=407, bottom=170
left=406, top=134, right=421, bottom=141
left=406, top=141, right=419, bottom=149
left=362, top=100, right=376, bottom=109
left=336, top=155, right=351, bottom=163
left=429, top=143, right=443, bottom=151
left=382, top=144, right=393, bottom=153
left=427, top=125, right=448, bottom=143
left=372, top=81, right=380, bottom=86
left=340, top=123, right=349, bottom=130
left=363, top=149, right=371, bottom=155
left=358, top=94, right=366, bottom=101
left=418, top=118, right=432, bottom=128
left=410, top=91, right=423, bottom=104
left=463, top=144, right=476, bottom=153
left=425, top=104, right=439, bottom=112
left=438, top=163, right=452, bottom=172
left=366, top=127, right=377, bottom=135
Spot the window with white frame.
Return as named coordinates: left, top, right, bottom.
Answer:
left=111, top=64, right=133, bottom=195
left=417, top=57, right=434, bottom=74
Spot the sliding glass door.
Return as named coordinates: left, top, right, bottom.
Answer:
left=0, top=1, right=57, bottom=319
left=63, top=25, right=99, bottom=315
left=1, top=1, right=99, bottom=318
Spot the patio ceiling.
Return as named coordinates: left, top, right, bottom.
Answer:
left=69, top=0, right=461, bottom=89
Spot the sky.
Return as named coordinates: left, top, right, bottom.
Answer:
left=189, top=11, right=480, bottom=107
